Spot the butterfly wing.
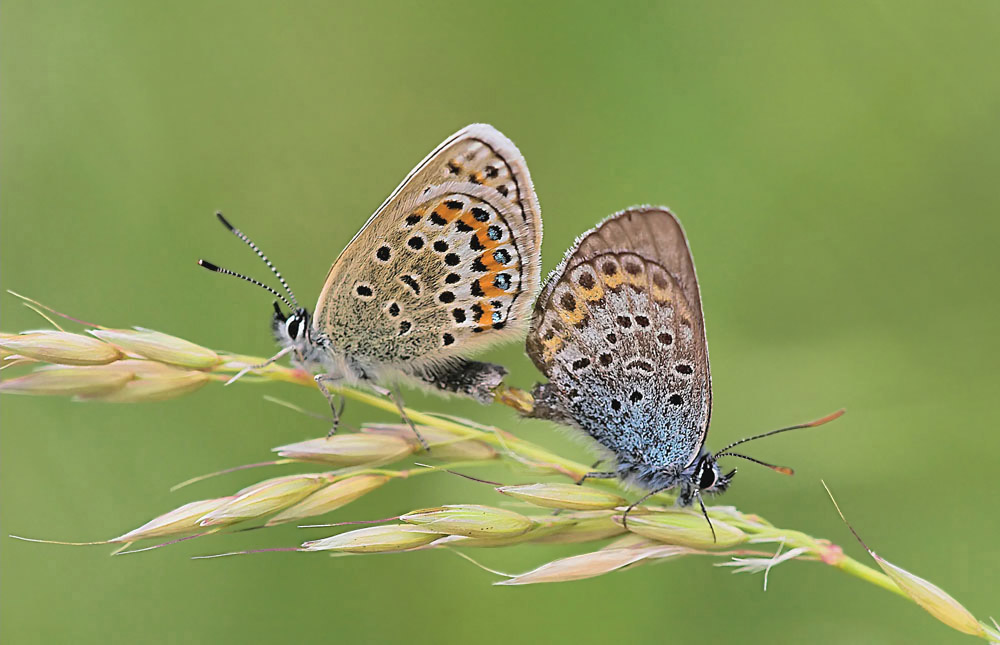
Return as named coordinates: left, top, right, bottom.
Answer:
left=314, top=124, right=542, bottom=377
left=526, top=206, right=711, bottom=473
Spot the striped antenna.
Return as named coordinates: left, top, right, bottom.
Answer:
left=716, top=409, right=845, bottom=456
left=197, top=260, right=295, bottom=311
left=214, top=212, right=300, bottom=308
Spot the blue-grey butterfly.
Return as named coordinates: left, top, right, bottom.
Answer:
left=200, top=124, right=542, bottom=447
left=525, top=206, right=841, bottom=532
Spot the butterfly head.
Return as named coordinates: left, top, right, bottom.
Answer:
left=271, top=301, right=312, bottom=351
left=693, top=452, right=735, bottom=495
left=675, top=452, right=734, bottom=506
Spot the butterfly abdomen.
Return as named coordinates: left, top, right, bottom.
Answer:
left=414, top=358, right=507, bottom=404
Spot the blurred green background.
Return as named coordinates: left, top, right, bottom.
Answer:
left=3, top=2, right=999, bottom=643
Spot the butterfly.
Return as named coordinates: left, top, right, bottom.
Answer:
left=200, top=124, right=543, bottom=447
left=525, top=206, right=841, bottom=532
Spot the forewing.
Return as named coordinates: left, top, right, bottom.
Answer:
left=315, top=125, right=542, bottom=369
left=526, top=207, right=711, bottom=471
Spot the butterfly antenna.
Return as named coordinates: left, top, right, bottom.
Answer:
left=717, top=452, right=794, bottom=476
left=214, top=211, right=300, bottom=308
left=197, top=260, right=295, bottom=311
left=715, top=409, right=845, bottom=455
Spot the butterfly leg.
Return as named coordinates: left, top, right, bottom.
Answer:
left=621, top=485, right=674, bottom=529
left=380, top=386, right=430, bottom=452
left=693, top=491, right=717, bottom=543
left=314, top=374, right=346, bottom=437
left=576, top=470, right=617, bottom=485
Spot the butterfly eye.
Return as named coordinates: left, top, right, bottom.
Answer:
left=286, top=317, right=300, bottom=340
left=698, top=462, right=718, bottom=490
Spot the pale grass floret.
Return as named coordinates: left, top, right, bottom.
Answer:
left=0, top=330, right=123, bottom=365
left=274, top=434, right=415, bottom=466
left=199, top=475, right=328, bottom=526
left=85, top=363, right=211, bottom=402
left=496, top=482, right=625, bottom=510
left=112, top=498, right=236, bottom=542
left=874, top=556, right=986, bottom=637
left=431, top=515, right=575, bottom=548
left=0, top=364, right=135, bottom=396
left=88, top=328, right=221, bottom=369
left=615, top=508, right=747, bottom=549
left=495, top=536, right=696, bottom=585
left=266, top=474, right=391, bottom=527
left=528, top=510, right=626, bottom=544
left=301, top=525, right=443, bottom=553
left=400, top=505, right=534, bottom=538
left=362, top=423, right=498, bottom=461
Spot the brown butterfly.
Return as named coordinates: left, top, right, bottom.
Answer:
left=201, top=124, right=543, bottom=447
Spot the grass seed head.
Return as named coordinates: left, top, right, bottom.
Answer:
left=89, top=328, right=221, bottom=369
left=266, top=474, right=392, bottom=526
left=617, top=509, right=747, bottom=549
left=301, top=525, right=444, bottom=553
left=529, top=510, right=626, bottom=544
left=199, top=474, right=327, bottom=526
left=112, top=498, right=236, bottom=542
left=873, top=554, right=985, bottom=636
left=496, top=542, right=694, bottom=585
left=400, top=504, right=534, bottom=538
left=362, top=424, right=497, bottom=461
left=0, top=333, right=20, bottom=360
left=823, top=480, right=988, bottom=637
left=496, top=482, right=626, bottom=510
left=81, top=369, right=210, bottom=402
left=0, top=331, right=122, bottom=365
left=432, top=515, right=576, bottom=548
left=0, top=364, right=133, bottom=396
left=274, top=434, right=415, bottom=466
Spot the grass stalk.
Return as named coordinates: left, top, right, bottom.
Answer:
left=2, top=303, right=993, bottom=640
